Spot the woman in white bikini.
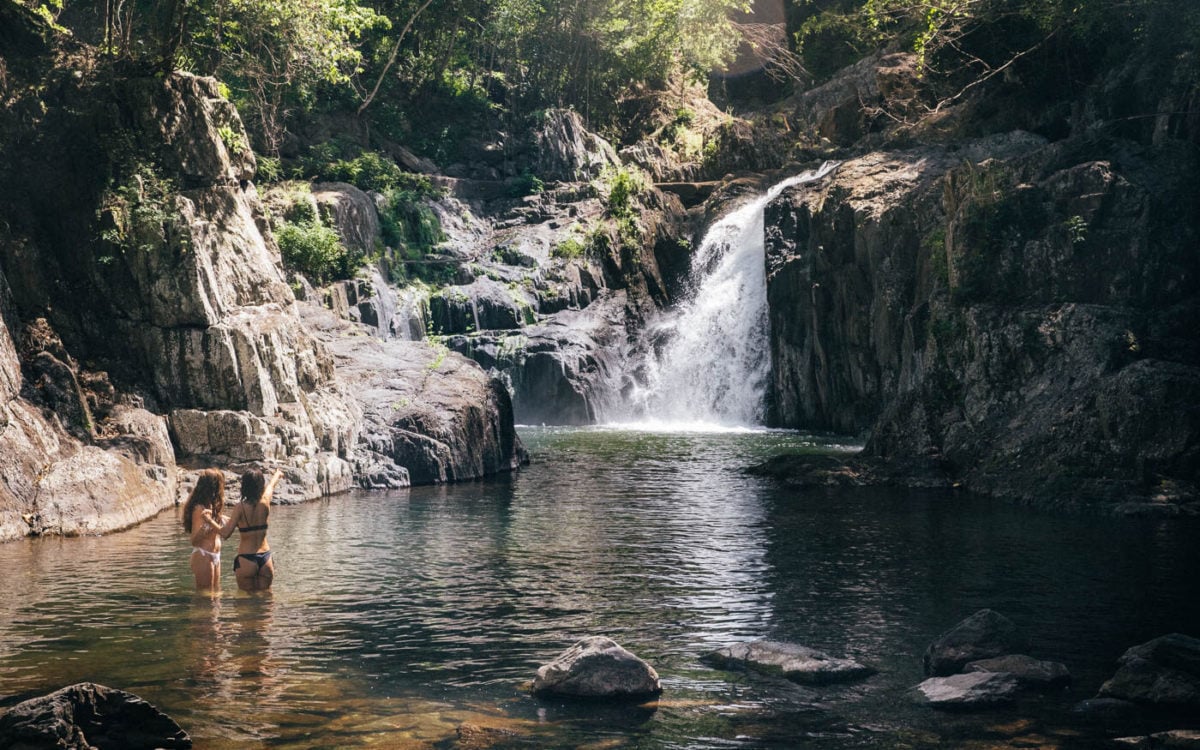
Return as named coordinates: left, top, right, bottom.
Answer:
left=182, top=469, right=227, bottom=591
left=216, top=467, right=283, bottom=593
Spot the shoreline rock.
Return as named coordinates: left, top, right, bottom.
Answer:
left=0, top=682, right=190, bottom=749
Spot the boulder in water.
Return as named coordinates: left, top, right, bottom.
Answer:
left=0, top=682, right=190, bottom=749
left=965, top=654, right=1071, bottom=688
left=1112, top=730, right=1200, bottom=749
left=912, top=672, right=1021, bottom=709
left=1099, top=633, right=1200, bottom=707
left=532, top=636, right=662, bottom=699
left=923, top=609, right=1026, bottom=676
left=704, top=640, right=875, bottom=685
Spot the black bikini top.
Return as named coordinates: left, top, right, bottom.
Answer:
left=238, top=524, right=268, bottom=533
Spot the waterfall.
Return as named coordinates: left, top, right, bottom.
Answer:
left=616, top=162, right=839, bottom=429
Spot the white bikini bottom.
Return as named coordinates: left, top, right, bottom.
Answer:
left=192, top=547, right=220, bottom=565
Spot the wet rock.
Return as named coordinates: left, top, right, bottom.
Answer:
left=428, top=277, right=531, bottom=335
left=1114, top=730, right=1200, bottom=749
left=923, top=609, right=1026, bottom=677
left=913, top=672, right=1021, bottom=709
left=1099, top=633, right=1200, bottom=707
left=455, top=722, right=518, bottom=749
left=704, top=640, right=875, bottom=685
left=1071, top=697, right=1140, bottom=721
left=965, top=654, right=1071, bottom=688
left=0, top=682, right=190, bottom=749
left=532, top=636, right=662, bottom=699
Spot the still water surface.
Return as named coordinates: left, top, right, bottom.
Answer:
left=1, top=426, right=1198, bottom=748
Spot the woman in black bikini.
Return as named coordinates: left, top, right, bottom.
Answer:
left=182, top=469, right=227, bottom=591
left=215, top=467, right=283, bottom=593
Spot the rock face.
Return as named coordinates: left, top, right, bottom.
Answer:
left=762, top=132, right=1200, bottom=506
left=1099, top=633, right=1200, bottom=707
left=532, top=636, right=662, bottom=699
left=311, top=305, right=526, bottom=487
left=0, top=21, right=527, bottom=538
left=704, top=640, right=875, bottom=685
left=913, top=672, right=1021, bottom=709
left=532, top=109, right=621, bottom=183
left=0, top=682, right=190, bottom=749
left=922, top=609, right=1025, bottom=677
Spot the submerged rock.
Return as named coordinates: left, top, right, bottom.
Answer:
left=913, top=672, right=1021, bottom=709
left=704, top=640, right=875, bottom=685
left=532, top=636, right=662, bottom=699
left=965, top=654, right=1071, bottom=688
left=1113, top=730, right=1200, bottom=749
left=1099, top=633, right=1200, bottom=707
left=923, top=609, right=1026, bottom=677
left=0, top=682, right=190, bottom=749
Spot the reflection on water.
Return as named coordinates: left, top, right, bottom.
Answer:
left=0, top=426, right=1198, bottom=748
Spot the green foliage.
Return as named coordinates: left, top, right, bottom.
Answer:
left=511, top=170, right=545, bottom=197
left=795, top=4, right=878, bottom=80
left=216, top=125, right=247, bottom=156
left=552, top=235, right=586, bottom=260
left=299, top=146, right=437, bottom=195
left=97, top=162, right=181, bottom=258
left=256, top=156, right=283, bottom=183
left=1063, top=215, right=1087, bottom=246
left=276, top=216, right=358, bottom=284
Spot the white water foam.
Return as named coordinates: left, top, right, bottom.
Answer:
left=612, top=162, right=839, bottom=431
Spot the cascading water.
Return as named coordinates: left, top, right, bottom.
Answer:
left=617, top=162, right=839, bottom=429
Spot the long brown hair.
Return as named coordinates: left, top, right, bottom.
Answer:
left=240, top=468, right=265, bottom=504
left=182, top=469, right=225, bottom=533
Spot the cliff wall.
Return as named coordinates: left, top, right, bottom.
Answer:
left=0, top=8, right=524, bottom=540
left=763, top=134, right=1200, bottom=506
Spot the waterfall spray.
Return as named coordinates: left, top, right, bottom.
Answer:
left=617, top=162, right=839, bottom=429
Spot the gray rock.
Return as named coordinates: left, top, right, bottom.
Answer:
left=1115, top=731, right=1200, bottom=749
left=704, top=640, right=875, bottom=685
left=923, top=610, right=1026, bottom=677
left=965, top=654, right=1071, bottom=688
left=312, top=182, right=380, bottom=254
left=0, top=682, right=190, bottom=749
left=1100, top=633, right=1200, bottom=707
left=913, top=672, right=1021, bottom=709
left=532, top=636, right=662, bottom=699
left=314, top=305, right=526, bottom=486
left=533, top=109, right=620, bottom=183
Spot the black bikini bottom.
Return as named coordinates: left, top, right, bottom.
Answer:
left=234, top=551, right=272, bottom=572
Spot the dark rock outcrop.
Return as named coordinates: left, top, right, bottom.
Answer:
left=0, top=682, right=190, bottom=749
left=704, top=640, right=875, bottom=685
left=760, top=132, right=1200, bottom=507
left=923, top=609, right=1026, bottom=677
left=1099, top=633, right=1200, bottom=708
left=532, top=636, right=662, bottom=699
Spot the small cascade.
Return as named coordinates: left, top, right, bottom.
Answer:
left=616, top=162, right=839, bottom=429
